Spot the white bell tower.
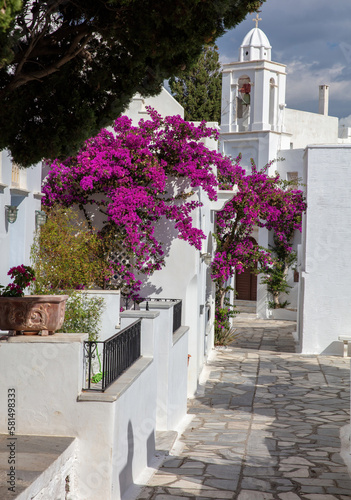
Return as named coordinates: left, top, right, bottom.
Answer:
left=220, top=16, right=289, bottom=320
left=221, top=15, right=287, bottom=138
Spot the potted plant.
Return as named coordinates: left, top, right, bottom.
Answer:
left=0, top=265, right=68, bottom=336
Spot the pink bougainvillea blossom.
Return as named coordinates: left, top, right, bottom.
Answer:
left=43, top=108, right=239, bottom=298
left=212, top=159, right=306, bottom=286
left=43, top=110, right=306, bottom=304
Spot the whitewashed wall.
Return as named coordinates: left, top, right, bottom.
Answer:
left=284, top=108, right=338, bottom=149
left=131, top=126, right=218, bottom=397
left=0, top=313, right=164, bottom=499
left=0, top=151, right=42, bottom=288
left=121, top=303, right=189, bottom=432
left=84, top=290, right=121, bottom=341
left=136, top=196, right=215, bottom=397
left=125, top=87, right=184, bottom=125
left=299, top=145, right=351, bottom=354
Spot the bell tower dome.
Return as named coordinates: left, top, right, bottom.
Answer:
left=239, top=26, right=271, bottom=62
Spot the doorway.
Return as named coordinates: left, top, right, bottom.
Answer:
left=235, top=237, right=258, bottom=301
left=235, top=267, right=257, bottom=301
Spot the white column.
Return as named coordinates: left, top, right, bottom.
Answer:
left=251, top=69, right=271, bottom=131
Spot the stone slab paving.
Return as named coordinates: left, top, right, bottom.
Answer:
left=137, top=319, right=351, bottom=500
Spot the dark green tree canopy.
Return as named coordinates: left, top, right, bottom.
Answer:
left=169, top=44, right=222, bottom=123
left=0, top=0, right=264, bottom=166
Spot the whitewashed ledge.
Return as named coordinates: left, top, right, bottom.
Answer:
left=77, top=356, right=153, bottom=403
left=4, top=332, right=88, bottom=343
left=120, top=310, right=160, bottom=319
left=139, top=300, right=179, bottom=310
left=173, top=325, right=189, bottom=345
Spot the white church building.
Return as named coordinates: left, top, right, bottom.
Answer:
left=220, top=22, right=351, bottom=356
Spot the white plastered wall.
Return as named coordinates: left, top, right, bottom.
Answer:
left=136, top=188, right=215, bottom=397
left=133, top=126, right=218, bottom=397
left=0, top=311, right=164, bottom=500
left=284, top=108, right=339, bottom=149
left=125, top=87, right=184, bottom=125
left=0, top=151, right=42, bottom=290
left=299, top=145, right=351, bottom=354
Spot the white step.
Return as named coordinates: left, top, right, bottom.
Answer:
left=233, top=312, right=257, bottom=321
left=0, top=435, right=76, bottom=500
left=234, top=300, right=257, bottom=314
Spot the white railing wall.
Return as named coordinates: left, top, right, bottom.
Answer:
left=0, top=300, right=188, bottom=500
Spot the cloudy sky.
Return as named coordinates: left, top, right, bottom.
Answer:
left=216, top=0, right=351, bottom=125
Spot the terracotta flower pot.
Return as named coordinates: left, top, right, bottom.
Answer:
left=0, top=295, right=69, bottom=335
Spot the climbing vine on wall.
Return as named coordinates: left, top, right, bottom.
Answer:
left=41, top=110, right=305, bottom=342
left=212, top=160, right=306, bottom=339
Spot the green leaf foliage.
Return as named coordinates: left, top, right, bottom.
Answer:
left=0, top=0, right=22, bottom=67
left=169, top=45, right=222, bottom=123
left=58, top=291, right=105, bottom=342
left=214, top=284, right=238, bottom=345
left=260, top=237, right=297, bottom=309
left=0, top=0, right=264, bottom=166
left=31, top=206, right=112, bottom=292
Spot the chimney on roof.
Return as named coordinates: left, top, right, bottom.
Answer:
left=319, top=85, right=329, bottom=116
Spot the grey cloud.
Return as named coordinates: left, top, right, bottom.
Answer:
left=217, top=0, right=351, bottom=118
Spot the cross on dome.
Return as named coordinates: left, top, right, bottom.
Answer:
left=253, top=13, right=262, bottom=29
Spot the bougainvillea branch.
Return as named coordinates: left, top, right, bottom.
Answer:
left=212, top=159, right=306, bottom=333
left=42, top=108, right=238, bottom=298
left=42, top=110, right=305, bottom=328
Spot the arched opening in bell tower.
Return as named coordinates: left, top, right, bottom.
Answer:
left=237, top=75, right=251, bottom=132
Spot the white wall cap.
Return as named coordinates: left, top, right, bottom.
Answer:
left=78, top=356, right=153, bottom=402
left=120, top=310, right=160, bottom=319
left=84, top=289, right=121, bottom=295
left=10, top=187, right=30, bottom=196
left=305, top=143, right=351, bottom=149
left=210, top=188, right=238, bottom=212
left=5, top=332, right=88, bottom=342
left=33, top=191, right=45, bottom=199
left=140, top=299, right=181, bottom=310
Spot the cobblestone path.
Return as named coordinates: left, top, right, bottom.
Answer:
left=137, top=320, right=351, bottom=499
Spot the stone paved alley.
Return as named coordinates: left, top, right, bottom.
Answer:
left=137, top=319, right=351, bottom=499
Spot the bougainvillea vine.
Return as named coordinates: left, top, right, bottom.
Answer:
left=212, top=159, right=306, bottom=334
left=42, top=108, right=237, bottom=299
left=42, top=109, right=306, bottom=333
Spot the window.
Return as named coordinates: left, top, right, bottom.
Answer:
left=11, top=163, right=20, bottom=187
left=11, top=162, right=27, bottom=191
left=287, top=172, right=298, bottom=190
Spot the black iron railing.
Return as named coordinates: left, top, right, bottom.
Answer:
left=84, top=319, right=141, bottom=392
left=142, top=298, right=182, bottom=333
left=172, top=300, right=182, bottom=333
